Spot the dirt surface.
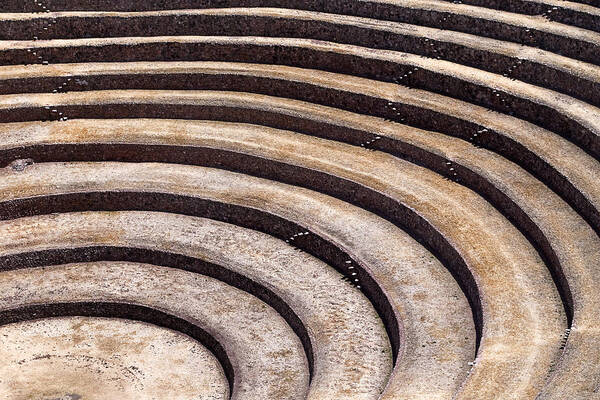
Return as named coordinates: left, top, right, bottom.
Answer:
left=0, top=1, right=598, bottom=399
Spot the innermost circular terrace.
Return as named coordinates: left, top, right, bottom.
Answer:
left=0, top=316, right=229, bottom=400
left=0, top=1, right=598, bottom=399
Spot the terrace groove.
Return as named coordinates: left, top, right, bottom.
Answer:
left=0, top=1, right=598, bottom=399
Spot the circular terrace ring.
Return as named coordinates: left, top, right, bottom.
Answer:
left=0, top=1, right=598, bottom=399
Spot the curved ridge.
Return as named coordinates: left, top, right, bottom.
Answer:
left=0, top=211, right=396, bottom=399
left=0, top=160, right=567, bottom=398
left=0, top=1, right=598, bottom=398
left=0, top=260, right=310, bottom=400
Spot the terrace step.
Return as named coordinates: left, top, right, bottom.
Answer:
left=0, top=210, right=394, bottom=399
left=0, top=159, right=566, bottom=398
left=0, top=259, right=309, bottom=400
left=0, top=1, right=598, bottom=397
left=4, top=116, right=598, bottom=396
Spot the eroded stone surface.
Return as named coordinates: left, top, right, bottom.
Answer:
left=0, top=1, right=598, bottom=399
left=0, top=317, right=229, bottom=400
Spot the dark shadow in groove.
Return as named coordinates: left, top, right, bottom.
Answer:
left=2, top=71, right=597, bottom=165
left=0, top=246, right=316, bottom=382
left=0, top=194, right=401, bottom=365
left=0, top=188, right=477, bottom=356
left=0, top=198, right=396, bottom=370
left=437, top=0, right=599, bottom=24
left=1, top=70, right=599, bottom=232
left=0, top=100, right=581, bottom=328
left=0, top=301, right=235, bottom=396
left=0, top=6, right=598, bottom=62
left=4, top=0, right=597, bottom=22
left=1, top=29, right=599, bottom=110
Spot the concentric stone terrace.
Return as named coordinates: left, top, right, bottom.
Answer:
left=0, top=1, right=598, bottom=399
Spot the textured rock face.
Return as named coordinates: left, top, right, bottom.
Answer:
left=0, top=1, right=598, bottom=399
left=0, top=316, right=229, bottom=400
